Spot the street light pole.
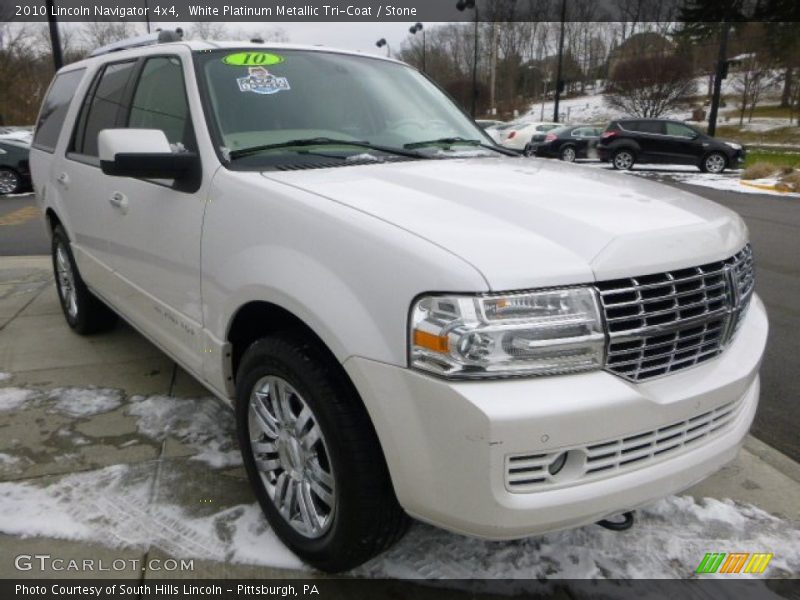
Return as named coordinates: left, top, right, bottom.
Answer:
left=375, top=38, right=390, bottom=57
left=707, top=20, right=730, bottom=137
left=409, top=23, right=426, bottom=72
left=553, top=0, right=567, bottom=123
left=457, top=0, right=479, bottom=117
left=45, top=0, right=63, bottom=71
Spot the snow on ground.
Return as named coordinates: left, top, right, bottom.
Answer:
left=0, top=385, right=798, bottom=583
left=0, top=387, right=38, bottom=411
left=128, top=394, right=242, bottom=468
left=0, top=372, right=11, bottom=382
left=579, top=162, right=800, bottom=198
left=48, top=387, right=123, bottom=417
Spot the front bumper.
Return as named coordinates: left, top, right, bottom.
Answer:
left=344, top=295, right=767, bottom=539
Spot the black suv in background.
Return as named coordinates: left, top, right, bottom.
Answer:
left=597, top=119, right=745, bottom=173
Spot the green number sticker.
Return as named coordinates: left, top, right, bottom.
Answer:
left=222, top=52, right=285, bottom=67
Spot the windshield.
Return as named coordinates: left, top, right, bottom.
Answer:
left=195, top=49, right=495, bottom=166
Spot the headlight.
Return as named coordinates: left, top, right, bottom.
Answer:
left=725, top=142, right=742, bottom=151
left=410, top=288, right=605, bottom=379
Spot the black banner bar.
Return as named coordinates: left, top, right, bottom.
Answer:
left=4, top=0, right=800, bottom=24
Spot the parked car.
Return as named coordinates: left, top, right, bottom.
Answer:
left=31, top=35, right=766, bottom=573
left=597, top=119, right=746, bottom=173
left=498, top=120, right=560, bottom=151
left=525, top=124, right=603, bottom=161
left=0, top=137, right=32, bottom=195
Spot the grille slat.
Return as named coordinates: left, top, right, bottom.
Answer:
left=506, top=400, right=742, bottom=491
left=597, top=245, right=754, bottom=382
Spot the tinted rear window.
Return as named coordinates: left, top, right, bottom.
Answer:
left=33, top=69, right=85, bottom=153
left=73, top=61, right=137, bottom=157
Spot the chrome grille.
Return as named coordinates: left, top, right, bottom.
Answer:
left=505, top=398, right=742, bottom=492
left=596, top=245, right=754, bottom=382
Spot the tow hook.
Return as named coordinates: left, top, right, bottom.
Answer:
left=597, top=511, right=635, bottom=531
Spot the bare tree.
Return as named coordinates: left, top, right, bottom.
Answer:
left=80, top=22, right=140, bottom=49
left=605, top=53, right=696, bottom=118
left=732, top=53, right=775, bottom=125
left=187, top=22, right=229, bottom=41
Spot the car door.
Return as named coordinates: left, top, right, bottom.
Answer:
left=663, top=122, right=704, bottom=165
left=59, top=61, right=137, bottom=286
left=631, top=120, right=668, bottom=162
left=99, top=54, right=207, bottom=374
left=570, top=127, right=590, bottom=157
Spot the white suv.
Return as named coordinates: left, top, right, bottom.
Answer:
left=30, top=35, right=768, bottom=572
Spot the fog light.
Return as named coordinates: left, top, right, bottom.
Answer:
left=548, top=452, right=568, bottom=476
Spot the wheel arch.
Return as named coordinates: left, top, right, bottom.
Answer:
left=226, top=300, right=343, bottom=389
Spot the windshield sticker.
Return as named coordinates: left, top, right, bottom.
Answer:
left=236, top=67, right=291, bottom=95
left=222, top=52, right=284, bottom=66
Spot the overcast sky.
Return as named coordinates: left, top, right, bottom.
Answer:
left=139, top=21, right=435, bottom=58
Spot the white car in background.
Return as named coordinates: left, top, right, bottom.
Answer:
left=498, top=120, right=560, bottom=151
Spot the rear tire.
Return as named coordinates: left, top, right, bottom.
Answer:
left=52, top=225, right=117, bottom=335
left=612, top=149, right=635, bottom=170
left=560, top=146, right=577, bottom=162
left=236, top=334, right=409, bottom=572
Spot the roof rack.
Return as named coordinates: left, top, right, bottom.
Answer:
left=89, top=28, right=184, bottom=58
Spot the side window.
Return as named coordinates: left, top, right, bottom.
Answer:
left=665, top=122, right=696, bottom=138
left=128, top=56, right=194, bottom=151
left=33, top=69, right=85, bottom=153
left=72, top=61, right=136, bottom=157
left=637, top=121, right=665, bottom=135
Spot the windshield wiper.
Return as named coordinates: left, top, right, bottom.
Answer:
left=228, top=137, right=426, bottom=160
left=403, top=137, right=518, bottom=156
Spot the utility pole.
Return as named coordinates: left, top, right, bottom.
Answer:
left=45, top=0, right=63, bottom=71
left=553, top=0, right=567, bottom=123
left=489, top=21, right=498, bottom=116
left=707, top=20, right=730, bottom=137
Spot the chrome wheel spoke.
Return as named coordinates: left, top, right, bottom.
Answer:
left=300, top=424, right=321, bottom=451
left=251, top=392, right=280, bottom=438
left=297, top=482, right=322, bottom=533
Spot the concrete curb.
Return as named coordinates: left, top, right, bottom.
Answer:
left=745, top=434, right=800, bottom=484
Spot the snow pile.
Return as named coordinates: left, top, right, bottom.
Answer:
left=0, top=387, right=38, bottom=411
left=0, top=463, right=301, bottom=569
left=128, top=395, right=242, bottom=468
left=0, top=458, right=797, bottom=579
left=0, top=372, right=11, bottom=382
left=48, top=387, right=123, bottom=417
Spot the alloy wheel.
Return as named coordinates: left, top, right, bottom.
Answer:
left=705, top=153, right=726, bottom=174
left=561, top=147, right=576, bottom=162
left=248, top=376, right=336, bottom=538
left=0, top=169, right=19, bottom=195
left=614, top=151, right=634, bottom=170
left=55, top=242, right=78, bottom=319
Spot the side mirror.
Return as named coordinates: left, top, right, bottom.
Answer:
left=99, top=129, right=198, bottom=180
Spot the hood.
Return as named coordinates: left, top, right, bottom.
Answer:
left=262, top=158, right=748, bottom=291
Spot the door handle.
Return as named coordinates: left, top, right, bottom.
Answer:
left=109, top=192, right=129, bottom=213
left=56, top=172, right=69, bottom=186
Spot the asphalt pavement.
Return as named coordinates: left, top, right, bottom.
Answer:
left=2, top=184, right=799, bottom=461
left=0, top=193, right=49, bottom=255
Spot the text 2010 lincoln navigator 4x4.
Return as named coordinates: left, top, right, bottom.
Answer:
left=30, top=35, right=767, bottom=572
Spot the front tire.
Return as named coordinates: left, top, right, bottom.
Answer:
left=612, top=149, right=635, bottom=170
left=236, top=335, right=409, bottom=572
left=701, top=152, right=727, bottom=174
left=52, top=225, right=117, bottom=335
